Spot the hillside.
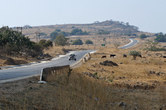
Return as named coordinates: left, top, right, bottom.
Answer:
left=19, top=20, right=139, bottom=41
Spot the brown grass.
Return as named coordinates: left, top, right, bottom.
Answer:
left=0, top=69, right=165, bottom=110
left=0, top=38, right=166, bottom=110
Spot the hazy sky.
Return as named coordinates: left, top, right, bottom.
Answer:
left=0, top=0, right=166, bottom=33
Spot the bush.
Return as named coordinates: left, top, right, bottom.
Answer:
left=50, top=29, right=70, bottom=41
left=155, top=34, right=166, bottom=42
left=39, top=39, right=53, bottom=49
left=70, top=28, right=89, bottom=35
left=0, top=26, right=43, bottom=57
left=97, top=30, right=110, bottom=35
left=54, top=35, right=67, bottom=46
left=146, top=46, right=166, bottom=51
left=72, top=39, right=83, bottom=45
left=129, top=51, right=141, bottom=60
left=85, top=40, right=93, bottom=44
left=140, top=34, right=148, bottom=39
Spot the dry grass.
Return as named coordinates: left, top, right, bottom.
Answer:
left=0, top=38, right=166, bottom=110
left=0, top=69, right=165, bottom=110
left=78, top=46, right=166, bottom=88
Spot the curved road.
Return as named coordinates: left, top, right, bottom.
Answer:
left=119, top=38, right=139, bottom=49
left=0, top=38, right=138, bottom=83
left=0, top=50, right=93, bottom=83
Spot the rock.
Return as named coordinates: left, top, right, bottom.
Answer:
left=134, top=106, right=138, bottom=110
left=100, top=60, right=118, bottom=66
left=119, top=102, right=127, bottom=107
left=149, top=71, right=155, bottom=74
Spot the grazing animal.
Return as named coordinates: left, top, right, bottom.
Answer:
left=101, top=55, right=106, bottom=58
left=138, top=55, right=142, bottom=58
left=123, top=54, right=127, bottom=58
left=110, top=54, right=116, bottom=58
left=163, top=56, right=166, bottom=58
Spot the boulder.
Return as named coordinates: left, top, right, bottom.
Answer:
left=100, top=60, right=118, bottom=66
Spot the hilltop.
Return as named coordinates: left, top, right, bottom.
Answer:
left=19, top=20, right=139, bottom=40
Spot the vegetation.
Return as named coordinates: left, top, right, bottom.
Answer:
left=70, top=28, right=89, bottom=35
left=38, top=39, right=53, bottom=49
left=0, top=26, right=42, bottom=57
left=145, top=41, right=166, bottom=51
left=147, top=46, right=166, bottom=51
left=50, top=29, right=69, bottom=41
left=54, top=34, right=68, bottom=46
left=155, top=33, right=166, bottom=42
left=140, top=34, right=148, bottom=39
left=85, top=40, right=93, bottom=44
left=97, top=30, right=110, bottom=35
left=129, top=50, right=141, bottom=60
left=72, top=39, right=83, bottom=45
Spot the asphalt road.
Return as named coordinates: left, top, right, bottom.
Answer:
left=0, top=38, right=138, bottom=83
left=119, top=38, right=138, bottom=49
left=0, top=50, right=93, bottom=83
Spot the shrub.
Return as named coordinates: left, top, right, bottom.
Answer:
left=39, top=39, right=53, bottom=49
left=85, top=40, right=93, bottom=44
left=0, top=26, right=43, bottom=57
left=129, top=51, right=141, bottom=60
left=72, top=39, right=83, bottom=45
left=155, top=34, right=166, bottom=42
left=140, top=34, right=148, bottom=39
left=54, top=34, right=67, bottom=46
left=70, top=28, right=89, bottom=35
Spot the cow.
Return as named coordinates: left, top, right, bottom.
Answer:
left=138, top=55, right=142, bottom=58
left=123, top=54, right=127, bottom=58
left=163, top=56, right=166, bottom=58
left=101, top=55, right=106, bottom=58
left=110, top=54, right=116, bottom=58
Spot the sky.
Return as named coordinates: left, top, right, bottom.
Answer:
left=0, top=0, right=166, bottom=33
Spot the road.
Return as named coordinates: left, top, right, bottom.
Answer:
left=0, top=50, right=93, bottom=83
left=119, top=38, right=139, bottom=49
left=0, top=38, right=138, bottom=83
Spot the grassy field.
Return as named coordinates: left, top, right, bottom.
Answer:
left=0, top=38, right=166, bottom=110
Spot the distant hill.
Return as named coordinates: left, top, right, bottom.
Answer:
left=19, top=20, right=139, bottom=40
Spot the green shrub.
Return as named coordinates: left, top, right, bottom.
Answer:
left=85, top=40, right=93, bottom=44
left=72, top=39, right=83, bottom=45
left=129, top=51, right=141, bottom=60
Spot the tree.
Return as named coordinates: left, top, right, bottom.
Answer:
left=72, top=39, right=83, bottom=45
left=113, top=41, right=120, bottom=49
left=70, top=28, right=89, bottom=35
left=85, top=40, right=93, bottom=44
left=54, top=35, right=67, bottom=46
left=39, top=39, right=53, bottom=49
left=129, top=51, right=141, bottom=60
left=155, top=34, right=166, bottom=42
left=140, top=34, right=148, bottom=39
left=0, top=26, right=43, bottom=57
left=50, top=29, right=69, bottom=41
left=50, top=31, right=59, bottom=41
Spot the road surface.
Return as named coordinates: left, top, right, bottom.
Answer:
left=119, top=38, right=139, bottom=49
left=0, top=50, right=93, bottom=83
left=0, top=38, right=138, bottom=83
